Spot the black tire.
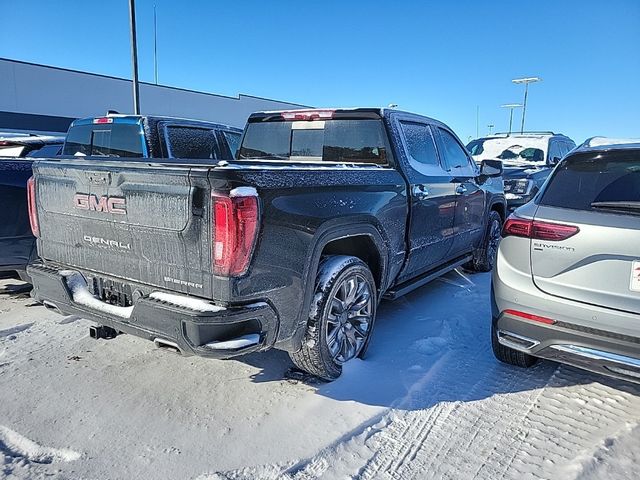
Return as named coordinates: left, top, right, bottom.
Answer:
left=491, top=324, right=537, bottom=368
left=289, top=255, right=377, bottom=381
left=466, top=210, right=502, bottom=272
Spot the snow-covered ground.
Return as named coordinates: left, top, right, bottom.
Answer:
left=0, top=271, right=638, bottom=480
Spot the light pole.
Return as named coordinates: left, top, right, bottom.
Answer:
left=500, top=103, right=523, bottom=136
left=487, top=124, right=495, bottom=135
left=512, top=77, right=541, bottom=134
left=129, top=0, right=141, bottom=114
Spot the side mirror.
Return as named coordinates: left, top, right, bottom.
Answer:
left=480, top=159, right=503, bottom=177
left=549, top=156, right=561, bottom=165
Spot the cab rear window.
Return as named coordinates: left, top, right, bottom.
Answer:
left=238, top=119, right=391, bottom=165
left=540, top=153, right=640, bottom=214
left=63, top=123, right=144, bottom=157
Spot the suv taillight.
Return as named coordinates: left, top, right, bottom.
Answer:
left=27, top=176, right=40, bottom=237
left=502, top=215, right=579, bottom=241
left=212, top=192, right=260, bottom=277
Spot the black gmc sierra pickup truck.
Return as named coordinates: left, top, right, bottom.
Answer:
left=27, top=108, right=505, bottom=380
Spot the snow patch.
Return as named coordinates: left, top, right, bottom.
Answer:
left=570, top=422, right=640, bottom=479
left=229, top=186, right=258, bottom=197
left=0, top=425, right=80, bottom=463
left=149, top=292, right=226, bottom=313
left=412, top=336, right=448, bottom=355
left=62, top=271, right=133, bottom=318
left=205, top=334, right=260, bottom=350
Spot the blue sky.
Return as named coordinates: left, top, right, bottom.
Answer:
left=1, top=0, right=639, bottom=143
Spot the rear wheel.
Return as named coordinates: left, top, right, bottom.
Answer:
left=491, top=324, right=537, bottom=368
left=466, top=210, right=502, bottom=272
left=289, top=255, right=377, bottom=381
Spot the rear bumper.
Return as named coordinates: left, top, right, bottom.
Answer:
left=492, top=263, right=640, bottom=383
left=28, top=263, right=279, bottom=359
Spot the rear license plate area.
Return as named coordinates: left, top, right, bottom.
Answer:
left=88, top=276, right=133, bottom=307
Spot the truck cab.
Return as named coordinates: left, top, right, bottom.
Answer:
left=62, top=114, right=242, bottom=160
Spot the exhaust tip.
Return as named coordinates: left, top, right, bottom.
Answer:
left=154, top=338, right=182, bottom=354
left=497, top=330, right=540, bottom=351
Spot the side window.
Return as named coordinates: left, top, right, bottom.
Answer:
left=559, top=142, right=570, bottom=158
left=166, top=127, right=216, bottom=159
left=547, top=140, right=561, bottom=162
left=399, top=121, right=441, bottom=173
left=223, top=131, right=241, bottom=158
left=437, top=128, right=475, bottom=174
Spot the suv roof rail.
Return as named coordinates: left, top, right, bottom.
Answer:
left=492, top=131, right=557, bottom=136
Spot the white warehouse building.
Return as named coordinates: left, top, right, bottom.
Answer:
left=0, top=57, right=307, bottom=134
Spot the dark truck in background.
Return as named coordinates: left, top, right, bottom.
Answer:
left=62, top=114, right=242, bottom=159
left=28, top=108, right=505, bottom=380
left=0, top=114, right=241, bottom=280
left=0, top=134, right=65, bottom=280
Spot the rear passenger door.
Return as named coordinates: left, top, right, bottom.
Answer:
left=397, top=121, right=457, bottom=281
left=435, top=127, right=485, bottom=256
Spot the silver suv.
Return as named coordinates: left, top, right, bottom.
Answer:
left=491, top=139, right=640, bottom=383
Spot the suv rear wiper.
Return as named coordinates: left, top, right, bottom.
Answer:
left=591, top=201, right=640, bottom=215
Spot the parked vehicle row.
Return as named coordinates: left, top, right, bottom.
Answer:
left=26, top=108, right=505, bottom=380
left=6, top=106, right=638, bottom=385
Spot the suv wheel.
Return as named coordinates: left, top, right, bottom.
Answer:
left=289, top=255, right=377, bottom=381
left=491, top=324, right=537, bottom=368
left=466, top=210, right=502, bottom=272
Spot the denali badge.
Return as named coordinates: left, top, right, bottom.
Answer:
left=74, top=193, right=126, bottom=215
left=83, top=235, right=131, bottom=250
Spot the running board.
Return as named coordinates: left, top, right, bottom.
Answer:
left=383, top=255, right=473, bottom=300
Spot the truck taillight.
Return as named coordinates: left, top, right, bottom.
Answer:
left=502, top=215, right=579, bottom=241
left=27, top=176, right=40, bottom=237
left=212, top=192, right=260, bottom=277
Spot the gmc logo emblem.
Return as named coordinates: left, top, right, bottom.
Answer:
left=74, top=193, right=126, bottom=215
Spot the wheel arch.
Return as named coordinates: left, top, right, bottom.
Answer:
left=287, top=218, right=390, bottom=352
left=490, top=201, right=506, bottom=222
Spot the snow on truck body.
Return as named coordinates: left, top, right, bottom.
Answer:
left=27, top=107, right=506, bottom=379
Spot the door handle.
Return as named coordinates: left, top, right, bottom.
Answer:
left=456, top=184, right=468, bottom=194
left=411, top=184, right=430, bottom=200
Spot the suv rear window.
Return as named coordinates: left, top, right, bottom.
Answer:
left=238, top=119, right=391, bottom=165
left=63, top=123, right=144, bottom=157
left=540, top=153, right=640, bottom=214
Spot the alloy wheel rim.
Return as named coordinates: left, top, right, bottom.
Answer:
left=325, top=273, right=373, bottom=364
left=487, top=219, right=502, bottom=265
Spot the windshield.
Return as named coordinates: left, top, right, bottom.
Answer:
left=62, top=123, right=145, bottom=157
left=238, top=119, right=391, bottom=165
left=467, top=137, right=548, bottom=164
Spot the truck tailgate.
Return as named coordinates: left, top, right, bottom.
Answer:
left=33, top=159, right=212, bottom=295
